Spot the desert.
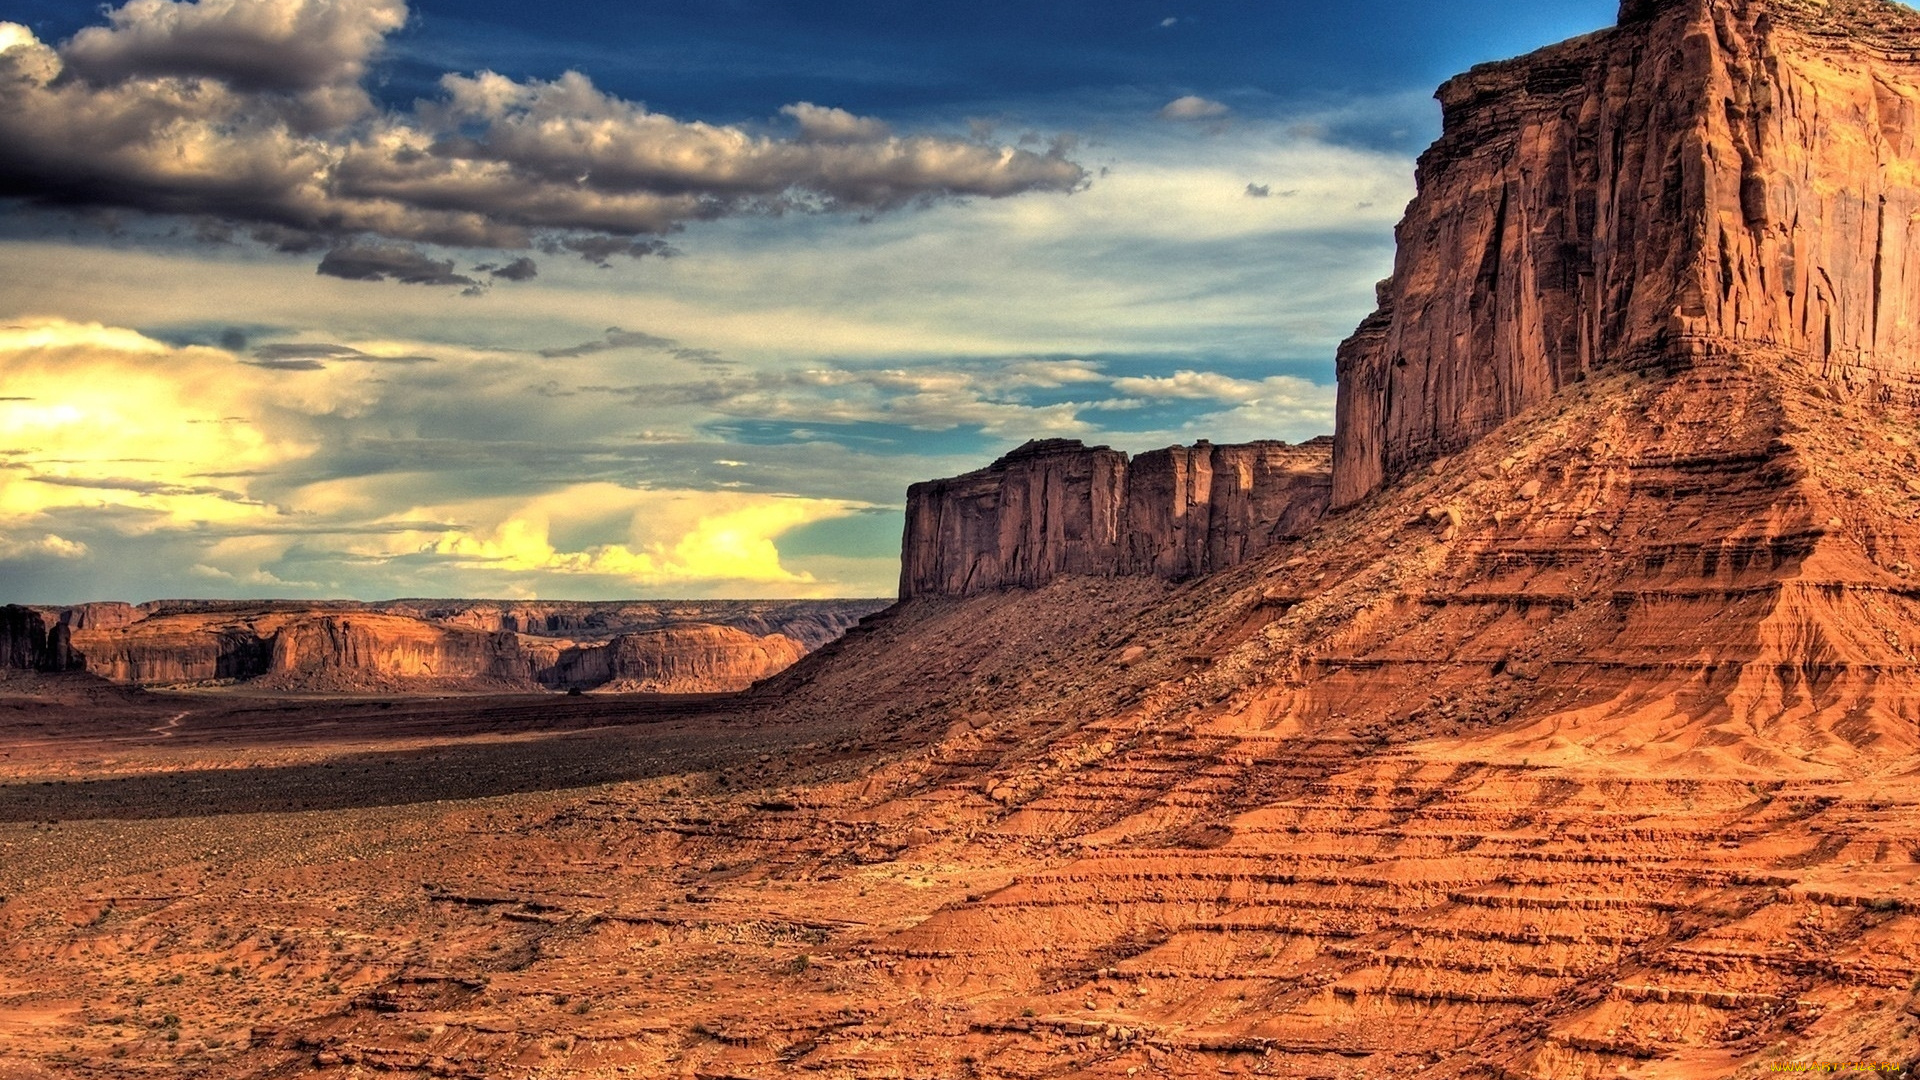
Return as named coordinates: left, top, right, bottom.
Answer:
left=7, top=0, right=1920, bottom=1077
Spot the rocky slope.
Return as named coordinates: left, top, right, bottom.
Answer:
left=902, top=437, right=1332, bottom=597
left=0, top=600, right=885, bottom=694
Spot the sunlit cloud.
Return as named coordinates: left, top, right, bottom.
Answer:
left=0, top=319, right=886, bottom=599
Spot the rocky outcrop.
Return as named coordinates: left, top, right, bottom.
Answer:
left=901, top=438, right=1332, bottom=598
left=597, top=625, right=806, bottom=694
left=0, top=600, right=885, bottom=693
left=262, top=615, right=530, bottom=690
left=1333, top=0, right=1920, bottom=506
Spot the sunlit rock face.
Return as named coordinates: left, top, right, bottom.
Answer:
left=1333, top=0, right=1920, bottom=507
left=899, top=438, right=1332, bottom=598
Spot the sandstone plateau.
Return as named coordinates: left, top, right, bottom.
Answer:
left=0, top=600, right=886, bottom=695
left=6, top=1, right=1920, bottom=1078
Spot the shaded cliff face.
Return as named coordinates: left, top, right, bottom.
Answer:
left=0, top=599, right=885, bottom=693
left=0, top=605, right=70, bottom=673
left=900, top=437, right=1331, bottom=598
left=1334, top=0, right=1920, bottom=506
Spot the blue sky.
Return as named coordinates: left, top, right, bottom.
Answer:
left=0, top=0, right=1618, bottom=602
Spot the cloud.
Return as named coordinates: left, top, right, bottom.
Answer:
left=316, top=241, right=478, bottom=287
left=1112, top=369, right=1309, bottom=402
left=544, top=235, right=678, bottom=266
left=782, top=102, right=891, bottom=143
left=0, top=533, right=88, bottom=561
left=418, top=485, right=856, bottom=588
left=538, top=327, right=724, bottom=365
left=475, top=256, right=537, bottom=282
left=0, top=318, right=896, bottom=599
left=1159, top=95, right=1230, bottom=121
left=0, top=4, right=1087, bottom=267
left=1245, top=182, right=1271, bottom=197
left=1159, top=17, right=1180, bottom=28
left=29, top=472, right=266, bottom=506
left=250, top=341, right=438, bottom=365
left=59, top=0, right=405, bottom=130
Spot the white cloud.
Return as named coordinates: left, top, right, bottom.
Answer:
left=1159, top=95, right=1230, bottom=121
left=0, top=533, right=88, bottom=560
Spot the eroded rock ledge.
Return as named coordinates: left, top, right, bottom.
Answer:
left=900, top=437, right=1332, bottom=598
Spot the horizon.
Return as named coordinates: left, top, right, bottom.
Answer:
left=0, top=0, right=1624, bottom=605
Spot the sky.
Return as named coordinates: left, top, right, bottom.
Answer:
left=0, top=0, right=1619, bottom=604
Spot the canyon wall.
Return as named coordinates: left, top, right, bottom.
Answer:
left=900, top=438, right=1332, bottom=598
left=1333, top=0, right=1920, bottom=506
left=0, top=600, right=884, bottom=693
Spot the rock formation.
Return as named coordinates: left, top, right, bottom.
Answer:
left=901, top=437, right=1332, bottom=597
left=0, top=599, right=884, bottom=693
left=1334, top=0, right=1920, bottom=506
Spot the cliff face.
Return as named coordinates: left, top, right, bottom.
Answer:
left=901, top=438, right=1332, bottom=598
left=1333, top=0, right=1920, bottom=506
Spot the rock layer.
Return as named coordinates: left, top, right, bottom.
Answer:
left=901, top=438, right=1332, bottom=598
left=1334, top=0, right=1920, bottom=506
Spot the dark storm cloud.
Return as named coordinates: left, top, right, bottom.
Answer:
left=0, top=0, right=1087, bottom=268
left=316, top=241, right=479, bottom=288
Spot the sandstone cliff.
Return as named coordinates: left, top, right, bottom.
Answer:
left=1334, top=0, right=1920, bottom=506
left=900, top=438, right=1331, bottom=598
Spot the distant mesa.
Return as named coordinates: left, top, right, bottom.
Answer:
left=0, top=600, right=887, bottom=694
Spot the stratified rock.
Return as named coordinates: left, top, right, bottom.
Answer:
left=901, top=438, right=1332, bottom=598
left=263, top=615, right=529, bottom=690
left=1333, top=0, right=1920, bottom=506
